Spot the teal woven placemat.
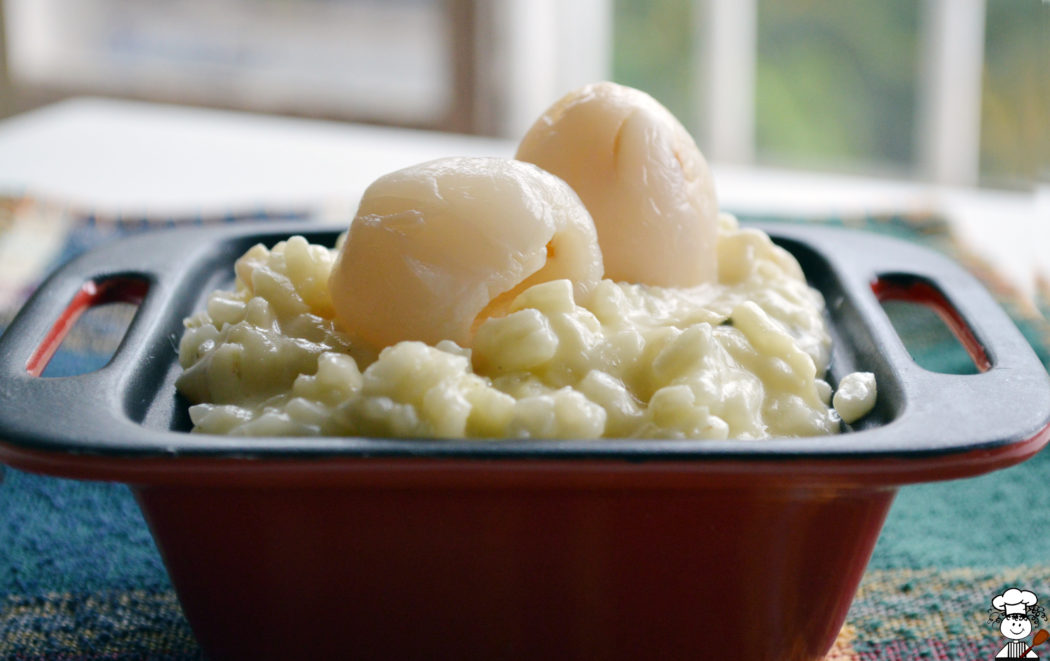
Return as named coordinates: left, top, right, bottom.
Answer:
left=2, top=203, right=1048, bottom=659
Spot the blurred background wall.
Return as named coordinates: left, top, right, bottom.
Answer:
left=0, top=0, right=1045, bottom=190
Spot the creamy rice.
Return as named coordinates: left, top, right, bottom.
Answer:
left=176, top=214, right=876, bottom=439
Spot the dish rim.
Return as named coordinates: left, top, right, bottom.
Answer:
left=0, top=219, right=1047, bottom=485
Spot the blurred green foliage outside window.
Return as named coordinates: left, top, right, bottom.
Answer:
left=613, top=0, right=697, bottom=144
left=981, top=0, right=1048, bottom=188
left=754, top=0, right=920, bottom=177
left=612, top=0, right=1047, bottom=189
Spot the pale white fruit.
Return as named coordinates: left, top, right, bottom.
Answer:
left=516, top=81, right=719, bottom=287
left=328, top=156, right=604, bottom=350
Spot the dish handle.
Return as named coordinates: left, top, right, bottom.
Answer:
left=0, top=225, right=253, bottom=442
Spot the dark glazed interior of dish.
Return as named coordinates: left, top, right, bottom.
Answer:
left=126, top=228, right=909, bottom=437
left=771, top=236, right=902, bottom=434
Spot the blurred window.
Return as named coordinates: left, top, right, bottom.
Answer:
left=2, top=0, right=1045, bottom=189
left=612, top=0, right=1046, bottom=189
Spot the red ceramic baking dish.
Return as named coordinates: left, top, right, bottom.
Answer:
left=1, top=221, right=1048, bottom=661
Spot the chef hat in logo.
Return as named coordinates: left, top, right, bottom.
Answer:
left=993, top=588, right=1038, bottom=615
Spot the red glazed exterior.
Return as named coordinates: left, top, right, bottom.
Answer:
left=136, top=469, right=893, bottom=661
left=1, top=414, right=1048, bottom=660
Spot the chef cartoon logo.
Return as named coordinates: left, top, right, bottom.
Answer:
left=988, top=588, right=1049, bottom=658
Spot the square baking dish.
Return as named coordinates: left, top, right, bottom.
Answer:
left=1, top=221, right=1048, bottom=661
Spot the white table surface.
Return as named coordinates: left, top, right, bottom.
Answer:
left=0, top=97, right=1045, bottom=303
